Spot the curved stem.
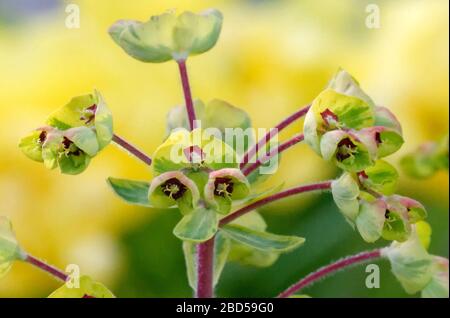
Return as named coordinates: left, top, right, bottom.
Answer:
left=196, top=237, right=215, bottom=298
left=240, top=105, right=310, bottom=169
left=177, top=59, right=197, bottom=131
left=277, top=249, right=382, bottom=298
left=25, top=254, right=68, bottom=282
left=112, top=134, right=152, bottom=166
left=242, top=133, right=304, bottom=176
left=219, top=180, right=332, bottom=226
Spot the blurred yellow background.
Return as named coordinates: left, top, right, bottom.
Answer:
left=0, top=0, right=448, bottom=297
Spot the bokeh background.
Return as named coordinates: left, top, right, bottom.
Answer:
left=0, top=0, right=448, bottom=298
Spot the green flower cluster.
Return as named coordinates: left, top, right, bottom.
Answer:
left=19, top=91, right=113, bottom=175
left=305, top=70, right=426, bottom=243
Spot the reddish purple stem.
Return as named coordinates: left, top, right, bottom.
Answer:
left=177, top=60, right=197, bottom=131
left=25, top=254, right=68, bottom=282
left=196, top=237, right=215, bottom=298
left=112, top=134, right=152, bottom=165
left=242, top=133, right=304, bottom=176
left=277, top=249, right=382, bottom=298
left=219, top=180, right=332, bottom=226
left=240, top=105, right=310, bottom=169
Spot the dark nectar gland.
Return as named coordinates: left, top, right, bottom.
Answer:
left=214, top=177, right=234, bottom=197
left=161, top=178, right=188, bottom=200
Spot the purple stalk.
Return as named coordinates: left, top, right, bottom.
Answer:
left=219, top=180, right=332, bottom=226
left=196, top=237, right=215, bottom=298
left=277, top=249, right=382, bottom=298
left=25, top=254, right=68, bottom=282
left=112, top=134, right=152, bottom=165
left=242, top=133, right=304, bottom=176
left=177, top=60, right=197, bottom=131
left=240, top=105, right=310, bottom=169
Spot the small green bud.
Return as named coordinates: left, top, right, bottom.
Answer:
left=390, top=195, right=427, bottom=224
left=48, top=275, right=115, bottom=298
left=109, top=9, right=223, bottom=63
left=204, top=168, right=250, bottom=214
left=331, top=173, right=360, bottom=222
left=148, top=171, right=200, bottom=215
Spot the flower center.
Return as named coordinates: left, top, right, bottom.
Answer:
left=320, top=108, right=339, bottom=128
left=38, top=130, right=47, bottom=144
left=375, top=132, right=382, bottom=145
left=214, top=177, right=234, bottom=197
left=162, top=178, right=187, bottom=200
left=80, top=104, right=97, bottom=125
left=336, top=138, right=357, bottom=161
left=62, top=137, right=82, bottom=156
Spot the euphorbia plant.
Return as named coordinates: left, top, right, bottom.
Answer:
left=2, top=8, right=447, bottom=298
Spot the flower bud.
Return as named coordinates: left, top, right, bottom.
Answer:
left=355, top=199, right=386, bottom=243
left=331, top=173, right=360, bottom=222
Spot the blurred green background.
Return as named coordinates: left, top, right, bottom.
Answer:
left=0, top=0, right=448, bottom=297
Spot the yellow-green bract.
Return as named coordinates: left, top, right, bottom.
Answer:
left=109, top=9, right=223, bottom=63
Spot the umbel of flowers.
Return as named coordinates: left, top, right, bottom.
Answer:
left=3, top=8, right=447, bottom=298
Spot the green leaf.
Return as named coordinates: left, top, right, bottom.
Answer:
left=107, top=177, right=152, bottom=207
left=0, top=217, right=25, bottom=279
left=173, top=207, right=218, bottom=242
left=383, top=231, right=433, bottom=294
left=109, top=9, right=223, bottom=63
left=220, top=224, right=305, bottom=252
left=360, top=160, right=399, bottom=195
left=48, top=275, right=115, bottom=298
left=226, top=212, right=280, bottom=267
left=166, top=100, right=206, bottom=134
left=331, top=173, right=360, bottom=222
